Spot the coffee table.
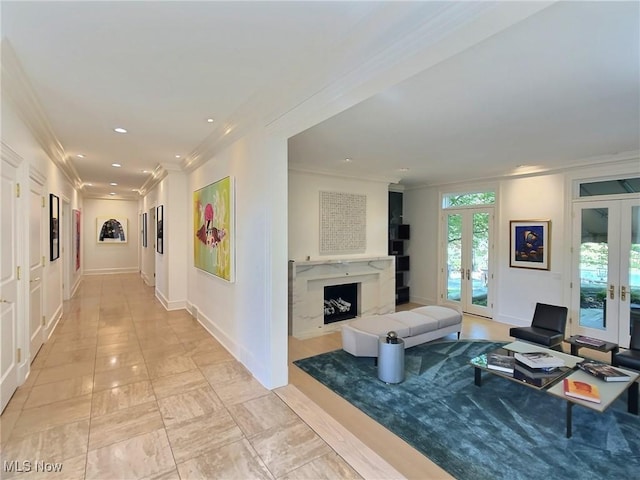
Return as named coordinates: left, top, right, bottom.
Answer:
left=470, top=341, right=639, bottom=438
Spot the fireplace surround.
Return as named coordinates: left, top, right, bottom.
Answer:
left=288, top=256, right=395, bottom=338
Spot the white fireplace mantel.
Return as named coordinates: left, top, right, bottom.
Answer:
left=288, top=256, right=396, bottom=338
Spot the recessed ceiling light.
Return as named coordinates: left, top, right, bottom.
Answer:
left=398, top=168, right=409, bottom=172
left=114, top=127, right=127, bottom=134
left=344, top=158, right=352, bottom=163
left=224, top=127, right=232, bottom=135
left=142, top=170, right=149, bottom=174
left=112, top=163, right=121, bottom=168
left=109, top=192, right=116, bottom=195
left=110, top=182, right=118, bottom=186
left=207, top=118, right=214, bottom=123
left=175, top=155, right=181, bottom=159
left=76, top=154, right=85, bottom=158
left=85, top=183, right=93, bottom=186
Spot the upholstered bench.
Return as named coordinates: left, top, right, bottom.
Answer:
left=341, top=305, right=462, bottom=357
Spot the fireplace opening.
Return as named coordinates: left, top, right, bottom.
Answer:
left=324, top=283, right=358, bottom=324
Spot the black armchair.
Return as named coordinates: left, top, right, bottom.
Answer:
left=509, top=303, right=568, bottom=351
left=613, top=319, right=640, bottom=371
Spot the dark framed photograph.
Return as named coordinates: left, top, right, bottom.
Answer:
left=142, top=212, right=147, bottom=248
left=157, top=205, right=164, bottom=254
left=50, top=193, right=60, bottom=261
left=510, top=220, right=550, bottom=270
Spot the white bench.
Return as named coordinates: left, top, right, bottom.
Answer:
left=341, top=305, right=462, bottom=357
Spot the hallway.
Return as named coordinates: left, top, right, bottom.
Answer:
left=0, top=274, right=363, bottom=479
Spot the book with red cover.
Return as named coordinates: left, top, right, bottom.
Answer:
left=563, top=378, right=601, bottom=403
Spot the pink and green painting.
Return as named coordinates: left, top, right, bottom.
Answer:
left=194, top=176, right=233, bottom=281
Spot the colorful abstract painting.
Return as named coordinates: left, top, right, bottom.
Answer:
left=194, top=176, right=234, bottom=281
left=510, top=220, right=550, bottom=270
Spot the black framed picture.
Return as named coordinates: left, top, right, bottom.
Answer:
left=157, top=205, right=163, bottom=254
left=142, top=212, right=147, bottom=247
left=50, top=193, right=60, bottom=261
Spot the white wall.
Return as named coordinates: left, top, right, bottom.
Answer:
left=83, top=198, right=139, bottom=274
left=2, top=93, right=81, bottom=380
left=186, top=128, right=288, bottom=390
left=405, top=173, right=568, bottom=326
left=288, top=170, right=390, bottom=261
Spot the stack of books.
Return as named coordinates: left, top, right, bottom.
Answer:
left=486, top=353, right=515, bottom=374
left=577, top=360, right=631, bottom=382
left=563, top=378, right=601, bottom=403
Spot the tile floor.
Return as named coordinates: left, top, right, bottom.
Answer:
left=1, top=274, right=363, bottom=480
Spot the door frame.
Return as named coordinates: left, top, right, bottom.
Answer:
left=440, top=205, right=495, bottom=318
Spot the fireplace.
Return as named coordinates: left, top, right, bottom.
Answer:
left=324, top=283, right=358, bottom=324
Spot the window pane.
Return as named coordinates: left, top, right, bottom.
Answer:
left=443, top=192, right=495, bottom=208
left=579, top=177, right=640, bottom=197
left=579, top=208, right=609, bottom=330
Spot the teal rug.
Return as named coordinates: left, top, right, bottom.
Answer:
left=294, top=340, right=640, bottom=480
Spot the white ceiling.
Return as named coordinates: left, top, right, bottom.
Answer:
left=2, top=1, right=638, bottom=198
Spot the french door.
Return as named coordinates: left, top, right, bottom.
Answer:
left=444, top=208, right=493, bottom=317
left=572, top=198, right=639, bottom=348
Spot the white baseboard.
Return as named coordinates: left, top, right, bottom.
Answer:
left=155, top=289, right=187, bottom=311
left=84, top=267, right=139, bottom=275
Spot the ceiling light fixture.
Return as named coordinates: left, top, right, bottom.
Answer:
left=112, top=163, right=121, bottom=168
left=76, top=154, right=85, bottom=158
left=344, top=158, right=352, bottom=163
left=207, top=118, right=214, bottom=123
left=109, top=192, right=116, bottom=195
left=85, top=183, right=93, bottom=186
left=175, top=155, right=181, bottom=159
left=114, top=127, right=127, bottom=134
left=110, top=182, right=118, bottom=186
left=224, top=127, right=232, bottom=135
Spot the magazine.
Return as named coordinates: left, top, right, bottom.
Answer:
left=574, top=335, right=606, bottom=348
left=486, top=353, right=515, bottom=374
left=563, top=378, right=601, bottom=403
left=577, top=360, right=631, bottom=382
left=514, top=351, right=565, bottom=369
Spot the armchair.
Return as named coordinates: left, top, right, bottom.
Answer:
left=509, top=303, right=568, bottom=351
left=613, top=318, right=640, bottom=371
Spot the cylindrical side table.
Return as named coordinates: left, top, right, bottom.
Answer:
left=378, top=336, right=405, bottom=384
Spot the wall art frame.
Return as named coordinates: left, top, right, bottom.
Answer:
left=73, top=209, right=81, bottom=271
left=510, top=220, right=550, bottom=270
left=96, top=216, right=128, bottom=243
left=193, top=176, right=234, bottom=282
left=50, top=193, right=60, bottom=261
left=157, top=205, right=164, bottom=254
left=142, top=212, right=147, bottom=248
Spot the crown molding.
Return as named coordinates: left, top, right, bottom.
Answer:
left=289, top=164, right=400, bottom=185
left=138, top=164, right=168, bottom=196
left=1, top=40, right=83, bottom=189
left=1, top=141, right=23, bottom=168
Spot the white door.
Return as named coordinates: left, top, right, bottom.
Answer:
left=29, top=179, right=44, bottom=360
left=572, top=198, right=640, bottom=348
left=0, top=151, right=21, bottom=412
left=147, top=207, right=155, bottom=286
left=443, top=208, right=494, bottom=317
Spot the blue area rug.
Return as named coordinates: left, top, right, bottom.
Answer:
left=294, top=340, right=640, bottom=480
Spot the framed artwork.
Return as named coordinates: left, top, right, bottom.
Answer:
left=96, top=216, right=128, bottom=243
left=193, top=176, right=234, bottom=282
left=73, top=209, right=81, bottom=271
left=510, top=220, right=550, bottom=270
left=157, top=205, right=163, bottom=254
left=50, top=194, right=60, bottom=261
left=142, top=212, right=147, bottom=248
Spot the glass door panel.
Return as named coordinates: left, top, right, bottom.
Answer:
left=446, top=213, right=462, bottom=303
left=471, top=212, right=489, bottom=308
left=578, top=207, right=609, bottom=331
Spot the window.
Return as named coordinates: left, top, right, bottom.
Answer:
left=442, top=191, right=495, bottom=209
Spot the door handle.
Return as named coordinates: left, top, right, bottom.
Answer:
left=466, top=269, right=470, bottom=281
left=609, top=285, right=615, bottom=300
left=621, top=286, right=627, bottom=301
